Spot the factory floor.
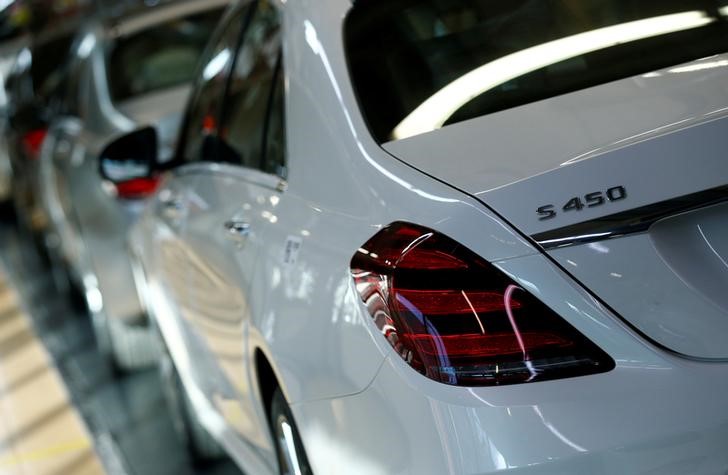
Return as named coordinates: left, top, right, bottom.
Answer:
left=0, top=218, right=241, bottom=475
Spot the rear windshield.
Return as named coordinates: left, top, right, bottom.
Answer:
left=108, top=8, right=224, bottom=102
left=345, top=1, right=728, bottom=142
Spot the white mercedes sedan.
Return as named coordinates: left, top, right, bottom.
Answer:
left=99, top=0, right=728, bottom=473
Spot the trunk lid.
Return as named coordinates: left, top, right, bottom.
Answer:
left=384, top=56, right=728, bottom=359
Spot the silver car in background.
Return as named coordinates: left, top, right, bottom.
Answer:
left=0, top=1, right=29, bottom=204
left=0, top=35, right=27, bottom=203
left=39, top=0, right=227, bottom=370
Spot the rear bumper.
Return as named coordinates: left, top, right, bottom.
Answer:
left=290, top=247, right=728, bottom=474
left=294, top=352, right=728, bottom=475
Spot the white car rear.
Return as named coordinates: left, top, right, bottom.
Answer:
left=121, top=0, right=728, bottom=473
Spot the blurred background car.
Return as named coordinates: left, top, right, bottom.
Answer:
left=37, top=0, right=227, bottom=371
left=0, top=0, right=32, bottom=205
left=3, top=6, right=90, bottom=247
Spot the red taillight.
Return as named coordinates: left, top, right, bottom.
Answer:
left=22, top=128, right=48, bottom=160
left=202, top=114, right=217, bottom=134
left=351, top=222, right=614, bottom=386
left=114, top=176, right=160, bottom=200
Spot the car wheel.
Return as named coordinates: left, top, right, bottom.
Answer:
left=270, top=388, right=313, bottom=475
left=46, top=240, right=70, bottom=294
left=45, top=240, right=86, bottom=312
left=90, top=311, right=114, bottom=367
left=159, top=343, right=224, bottom=463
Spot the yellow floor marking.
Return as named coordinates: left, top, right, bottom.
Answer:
left=0, top=437, right=91, bottom=467
left=0, top=270, right=106, bottom=475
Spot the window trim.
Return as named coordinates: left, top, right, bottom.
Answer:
left=174, top=0, right=288, bottom=181
left=173, top=1, right=256, bottom=168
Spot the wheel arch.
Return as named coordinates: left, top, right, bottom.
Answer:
left=254, top=347, right=281, bottom=427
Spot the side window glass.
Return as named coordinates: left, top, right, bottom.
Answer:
left=178, top=5, right=250, bottom=164
left=262, top=56, right=286, bottom=178
left=59, top=51, right=82, bottom=117
left=218, top=0, right=281, bottom=172
left=62, top=64, right=80, bottom=117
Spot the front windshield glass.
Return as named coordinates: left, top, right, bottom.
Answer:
left=345, top=1, right=728, bottom=142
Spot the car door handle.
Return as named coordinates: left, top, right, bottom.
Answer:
left=224, top=220, right=251, bottom=245
left=55, top=137, right=73, bottom=157
left=160, top=195, right=184, bottom=221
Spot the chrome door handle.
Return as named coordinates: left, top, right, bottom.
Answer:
left=224, top=220, right=251, bottom=245
left=162, top=198, right=183, bottom=209
left=160, top=195, right=184, bottom=221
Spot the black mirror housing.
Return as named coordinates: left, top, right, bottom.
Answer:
left=99, top=126, right=158, bottom=184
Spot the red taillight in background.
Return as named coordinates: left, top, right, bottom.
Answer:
left=351, top=222, right=614, bottom=386
left=22, top=128, right=48, bottom=160
left=114, top=176, right=160, bottom=200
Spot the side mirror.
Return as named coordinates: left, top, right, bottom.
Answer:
left=100, top=126, right=158, bottom=183
left=99, top=126, right=160, bottom=200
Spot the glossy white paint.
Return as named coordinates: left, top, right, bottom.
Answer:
left=550, top=203, right=728, bottom=360
left=293, top=252, right=728, bottom=474
left=296, top=352, right=728, bottom=475
left=128, top=0, right=728, bottom=474
left=0, top=37, right=26, bottom=201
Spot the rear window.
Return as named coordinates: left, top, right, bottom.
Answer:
left=108, top=8, right=224, bottom=102
left=345, top=1, right=728, bottom=142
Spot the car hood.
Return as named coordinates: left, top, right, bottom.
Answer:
left=384, top=54, right=728, bottom=360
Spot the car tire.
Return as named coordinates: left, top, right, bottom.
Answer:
left=159, top=343, right=224, bottom=463
left=46, top=242, right=86, bottom=312
left=90, top=311, right=114, bottom=367
left=270, top=388, right=314, bottom=475
left=91, top=310, right=159, bottom=373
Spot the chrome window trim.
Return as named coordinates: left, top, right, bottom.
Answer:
left=170, top=161, right=287, bottom=193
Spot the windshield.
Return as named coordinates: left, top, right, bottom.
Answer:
left=345, top=0, right=728, bottom=142
left=108, top=7, right=224, bottom=103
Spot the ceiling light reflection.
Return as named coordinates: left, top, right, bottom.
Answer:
left=668, top=59, right=728, bottom=73
left=202, top=49, right=230, bottom=80
left=393, top=11, right=716, bottom=140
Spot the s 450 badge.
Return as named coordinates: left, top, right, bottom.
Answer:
left=537, top=186, right=627, bottom=221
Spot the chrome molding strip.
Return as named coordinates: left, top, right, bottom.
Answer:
left=533, top=185, right=728, bottom=250
left=171, top=161, right=287, bottom=192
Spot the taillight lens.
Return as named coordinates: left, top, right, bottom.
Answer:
left=114, top=176, right=160, bottom=200
left=22, top=128, right=48, bottom=160
left=351, top=222, right=614, bottom=386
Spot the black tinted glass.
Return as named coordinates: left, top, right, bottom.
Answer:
left=108, top=8, right=224, bottom=103
left=31, top=33, right=75, bottom=99
left=218, top=0, right=282, bottom=172
left=346, top=0, right=728, bottom=142
left=179, top=5, right=250, bottom=164
left=262, top=56, right=286, bottom=177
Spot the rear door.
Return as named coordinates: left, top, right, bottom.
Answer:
left=151, top=3, right=250, bottom=402
left=172, top=0, right=284, bottom=445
